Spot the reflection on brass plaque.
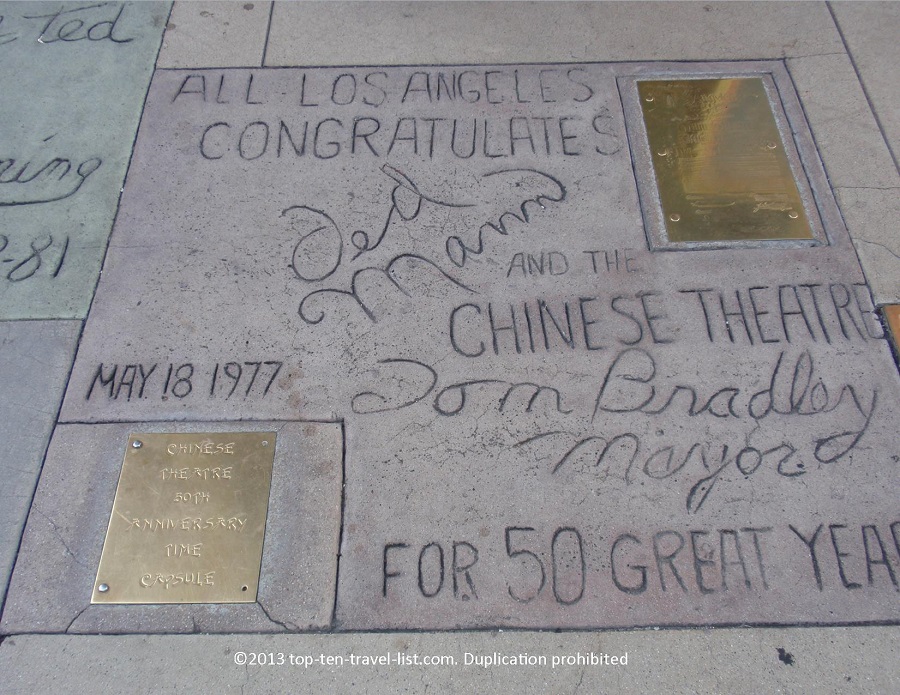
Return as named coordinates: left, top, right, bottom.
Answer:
left=92, top=432, right=275, bottom=604
left=638, top=77, right=814, bottom=243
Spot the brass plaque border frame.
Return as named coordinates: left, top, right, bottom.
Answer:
left=620, top=69, right=830, bottom=252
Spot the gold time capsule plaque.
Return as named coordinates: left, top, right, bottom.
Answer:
left=92, top=432, right=276, bottom=604
left=638, top=77, right=814, bottom=244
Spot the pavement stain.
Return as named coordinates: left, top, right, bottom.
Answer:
left=776, top=646, right=796, bottom=666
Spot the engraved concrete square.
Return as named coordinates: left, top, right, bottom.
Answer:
left=58, top=62, right=900, bottom=630
left=0, top=319, right=80, bottom=605
left=0, top=420, right=343, bottom=634
left=0, top=1, right=169, bottom=319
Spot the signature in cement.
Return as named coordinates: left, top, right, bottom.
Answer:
left=0, top=154, right=101, bottom=207
left=350, top=357, right=573, bottom=416
left=286, top=165, right=567, bottom=324
left=348, top=346, right=878, bottom=514
left=515, top=349, right=878, bottom=513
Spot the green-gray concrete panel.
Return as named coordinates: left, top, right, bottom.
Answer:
left=0, top=1, right=170, bottom=319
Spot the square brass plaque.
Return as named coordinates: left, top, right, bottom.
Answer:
left=638, top=77, right=814, bottom=244
left=92, top=432, right=275, bottom=604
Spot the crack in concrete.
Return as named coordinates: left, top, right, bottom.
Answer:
left=836, top=185, right=900, bottom=191
left=574, top=663, right=587, bottom=692
left=239, top=662, right=250, bottom=695
left=65, top=604, right=88, bottom=633
left=31, top=506, right=89, bottom=570
left=788, top=50, right=846, bottom=59
left=854, top=237, right=900, bottom=261
left=256, top=600, right=298, bottom=632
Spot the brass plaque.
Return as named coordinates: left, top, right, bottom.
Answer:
left=92, top=432, right=275, bottom=604
left=884, top=305, right=900, bottom=353
left=638, top=77, right=814, bottom=243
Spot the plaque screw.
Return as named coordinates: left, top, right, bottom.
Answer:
left=788, top=212, right=799, bottom=219
left=657, top=149, right=668, bottom=156
left=670, top=214, right=681, bottom=222
left=766, top=142, right=777, bottom=149
left=132, top=440, right=142, bottom=449
left=98, top=583, right=109, bottom=593
left=645, top=95, right=654, bottom=102
left=262, top=440, right=268, bottom=447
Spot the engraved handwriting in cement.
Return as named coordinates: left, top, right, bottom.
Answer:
left=181, top=67, right=599, bottom=108
left=1, top=3, right=135, bottom=47
left=290, top=167, right=566, bottom=323
left=0, top=153, right=101, bottom=206
left=380, top=519, right=900, bottom=602
left=353, top=348, right=877, bottom=513
left=198, top=116, right=609, bottom=161
left=290, top=166, right=475, bottom=323
left=137, top=64, right=898, bottom=621
left=0, top=233, right=69, bottom=281
left=445, top=168, right=566, bottom=268
left=349, top=164, right=474, bottom=259
left=84, top=360, right=284, bottom=401
left=528, top=348, right=877, bottom=513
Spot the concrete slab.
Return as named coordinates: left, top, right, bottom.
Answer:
left=264, top=1, right=843, bottom=66
left=830, top=1, right=900, bottom=168
left=1, top=628, right=898, bottom=694
left=786, top=53, right=896, bottom=190
left=836, top=186, right=900, bottom=307
left=0, top=319, right=80, bottom=606
left=158, top=1, right=271, bottom=69
left=0, top=420, right=343, bottom=634
left=0, top=1, right=169, bottom=319
left=786, top=52, right=900, bottom=305
left=50, top=63, right=900, bottom=630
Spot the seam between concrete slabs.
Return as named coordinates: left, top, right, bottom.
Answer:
left=154, top=55, right=849, bottom=72
left=261, top=0, right=275, bottom=68
left=331, top=420, right=349, bottom=630
left=5, top=618, right=900, bottom=638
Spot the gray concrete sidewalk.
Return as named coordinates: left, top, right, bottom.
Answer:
left=1, top=2, right=898, bottom=693
left=2, top=627, right=898, bottom=694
